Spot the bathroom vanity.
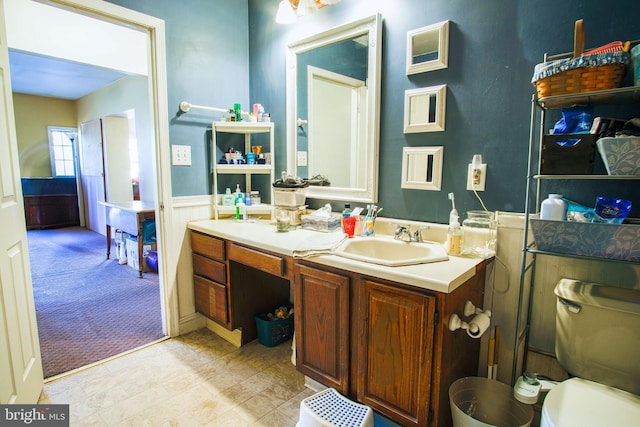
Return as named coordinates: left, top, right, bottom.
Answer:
left=188, top=219, right=490, bottom=427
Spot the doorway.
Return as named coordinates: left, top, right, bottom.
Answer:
left=8, top=0, right=174, bottom=379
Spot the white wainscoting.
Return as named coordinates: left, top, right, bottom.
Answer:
left=170, top=195, right=214, bottom=334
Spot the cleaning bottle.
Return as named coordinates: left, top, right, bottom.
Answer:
left=446, top=214, right=462, bottom=256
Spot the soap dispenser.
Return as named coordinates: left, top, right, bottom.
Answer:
left=446, top=215, right=462, bottom=256
left=234, top=184, right=245, bottom=205
left=222, top=187, right=234, bottom=206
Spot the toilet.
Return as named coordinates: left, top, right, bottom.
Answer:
left=541, top=279, right=640, bottom=426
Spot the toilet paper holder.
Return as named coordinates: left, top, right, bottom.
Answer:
left=448, top=301, right=492, bottom=338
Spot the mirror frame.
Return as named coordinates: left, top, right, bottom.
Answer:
left=401, top=146, right=443, bottom=191
left=406, top=20, right=450, bottom=75
left=286, top=14, right=382, bottom=203
left=403, top=84, right=447, bottom=133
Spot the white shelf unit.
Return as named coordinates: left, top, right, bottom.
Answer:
left=212, top=122, right=275, bottom=220
left=515, top=85, right=640, bottom=384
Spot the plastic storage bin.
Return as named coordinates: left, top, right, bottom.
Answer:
left=530, top=218, right=640, bottom=262
left=255, top=308, right=294, bottom=347
left=596, top=136, right=640, bottom=175
left=274, top=188, right=306, bottom=207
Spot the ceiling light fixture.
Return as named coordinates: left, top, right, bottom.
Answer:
left=275, top=0, right=341, bottom=24
left=275, top=0, right=296, bottom=24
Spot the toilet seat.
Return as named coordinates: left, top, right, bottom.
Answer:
left=541, top=377, right=640, bottom=427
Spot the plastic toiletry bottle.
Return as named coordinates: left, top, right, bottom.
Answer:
left=222, top=187, right=234, bottom=206
left=540, top=194, right=567, bottom=221
left=234, top=184, right=245, bottom=205
left=235, top=201, right=246, bottom=221
left=446, top=215, right=462, bottom=256
left=342, top=204, right=351, bottom=231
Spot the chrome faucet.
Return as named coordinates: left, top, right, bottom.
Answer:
left=394, top=225, right=430, bottom=242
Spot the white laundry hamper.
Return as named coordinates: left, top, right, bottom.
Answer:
left=297, top=388, right=373, bottom=427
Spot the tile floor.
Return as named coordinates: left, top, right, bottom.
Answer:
left=38, top=328, right=314, bottom=426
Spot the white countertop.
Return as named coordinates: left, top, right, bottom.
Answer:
left=188, top=218, right=489, bottom=294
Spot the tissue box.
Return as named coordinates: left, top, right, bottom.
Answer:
left=301, top=214, right=341, bottom=232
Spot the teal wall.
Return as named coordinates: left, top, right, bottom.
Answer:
left=107, top=0, right=640, bottom=222
left=248, top=0, right=640, bottom=223
left=106, top=0, right=250, bottom=197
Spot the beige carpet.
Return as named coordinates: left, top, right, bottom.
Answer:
left=27, top=226, right=164, bottom=378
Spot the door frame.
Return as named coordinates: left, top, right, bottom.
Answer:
left=44, top=0, right=178, bottom=337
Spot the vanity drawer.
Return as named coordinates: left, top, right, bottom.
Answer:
left=193, top=253, right=227, bottom=284
left=228, top=243, right=289, bottom=278
left=191, top=231, right=226, bottom=261
left=194, top=275, right=228, bottom=326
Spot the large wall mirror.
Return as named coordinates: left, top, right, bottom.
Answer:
left=286, top=14, right=382, bottom=203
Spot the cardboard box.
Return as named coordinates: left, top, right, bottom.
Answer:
left=126, top=236, right=157, bottom=272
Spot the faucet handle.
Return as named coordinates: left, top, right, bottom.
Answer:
left=412, top=226, right=430, bottom=242
left=394, top=225, right=411, bottom=241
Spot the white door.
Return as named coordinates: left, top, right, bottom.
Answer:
left=307, top=66, right=365, bottom=188
left=102, top=115, right=133, bottom=203
left=0, top=0, right=44, bottom=403
left=80, top=119, right=106, bottom=234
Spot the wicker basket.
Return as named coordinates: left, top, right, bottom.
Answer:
left=534, top=20, right=627, bottom=98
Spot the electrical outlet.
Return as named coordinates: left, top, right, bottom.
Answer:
left=297, top=150, right=308, bottom=167
left=466, top=163, right=486, bottom=191
left=172, top=145, right=192, bottom=166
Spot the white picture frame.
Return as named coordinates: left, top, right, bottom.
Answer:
left=403, top=85, right=447, bottom=133
left=406, top=20, right=450, bottom=75
left=401, top=146, right=444, bottom=191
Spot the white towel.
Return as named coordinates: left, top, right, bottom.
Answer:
left=292, top=233, right=347, bottom=258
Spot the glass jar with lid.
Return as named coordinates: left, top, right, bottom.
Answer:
left=461, top=210, right=497, bottom=258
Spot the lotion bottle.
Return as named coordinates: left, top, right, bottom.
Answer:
left=222, top=188, right=234, bottom=206
left=540, top=194, right=567, bottom=220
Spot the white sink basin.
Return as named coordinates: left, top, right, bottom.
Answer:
left=333, top=236, right=449, bottom=267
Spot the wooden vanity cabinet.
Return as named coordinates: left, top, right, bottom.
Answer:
left=191, top=231, right=292, bottom=345
left=294, top=259, right=487, bottom=427
left=356, top=279, right=437, bottom=427
left=191, top=231, right=230, bottom=327
left=294, top=263, right=350, bottom=393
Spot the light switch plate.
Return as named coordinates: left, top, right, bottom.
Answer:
left=172, top=145, right=191, bottom=166
left=297, top=151, right=308, bottom=167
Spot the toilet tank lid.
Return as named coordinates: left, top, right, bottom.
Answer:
left=554, top=279, right=640, bottom=315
